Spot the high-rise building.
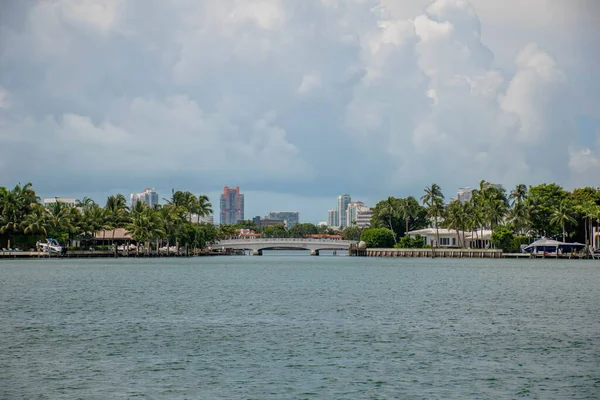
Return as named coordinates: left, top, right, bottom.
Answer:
left=337, top=194, right=351, bottom=229
left=457, top=183, right=504, bottom=204
left=220, top=186, right=244, bottom=225
left=267, top=212, right=299, bottom=228
left=327, top=209, right=339, bottom=228
left=347, top=201, right=373, bottom=228
left=346, top=202, right=364, bottom=227
left=456, top=187, right=473, bottom=204
left=354, top=206, right=373, bottom=228
left=130, top=188, right=159, bottom=208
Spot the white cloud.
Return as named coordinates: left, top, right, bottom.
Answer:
left=0, top=0, right=598, bottom=221
left=297, top=74, right=322, bottom=94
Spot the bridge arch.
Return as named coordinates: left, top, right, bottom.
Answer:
left=213, top=238, right=355, bottom=256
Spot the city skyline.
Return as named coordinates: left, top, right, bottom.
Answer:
left=0, top=1, right=598, bottom=226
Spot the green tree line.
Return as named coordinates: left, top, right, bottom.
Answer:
left=364, top=181, right=600, bottom=250
left=0, top=184, right=223, bottom=254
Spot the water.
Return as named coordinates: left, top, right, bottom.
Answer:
left=1, top=254, right=599, bottom=399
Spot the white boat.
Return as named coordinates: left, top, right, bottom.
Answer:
left=37, top=238, right=63, bottom=253
left=117, top=244, right=137, bottom=251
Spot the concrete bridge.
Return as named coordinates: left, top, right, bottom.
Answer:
left=213, top=238, right=356, bottom=256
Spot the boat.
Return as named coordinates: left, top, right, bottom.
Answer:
left=36, top=238, right=63, bottom=254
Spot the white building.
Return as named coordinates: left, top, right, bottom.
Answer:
left=188, top=213, right=215, bottom=225
left=456, top=187, right=473, bottom=204
left=130, top=188, right=159, bottom=208
left=327, top=209, right=339, bottom=228
left=43, top=197, right=77, bottom=207
left=347, top=202, right=373, bottom=228
left=407, top=228, right=493, bottom=248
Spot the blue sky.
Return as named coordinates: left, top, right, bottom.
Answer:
left=1, top=0, right=599, bottom=223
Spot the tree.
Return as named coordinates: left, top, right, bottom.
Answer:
left=360, top=228, right=395, bottom=248
left=105, top=194, right=130, bottom=248
left=550, top=199, right=576, bottom=242
left=288, top=223, right=319, bottom=238
left=509, top=184, right=528, bottom=206
left=396, top=234, right=426, bottom=248
left=126, top=204, right=165, bottom=255
left=421, top=184, right=445, bottom=247
left=526, top=183, right=568, bottom=238
left=0, top=183, right=39, bottom=245
left=380, top=197, right=399, bottom=243
left=443, top=200, right=467, bottom=247
left=196, top=194, right=213, bottom=218
left=491, top=225, right=515, bottom=252
left=342, top=226, right=362, bottom=241
left=21, top=204, right=49, bottom=240
left=398, top=197, right=419, bottom=234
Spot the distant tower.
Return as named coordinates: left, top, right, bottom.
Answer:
left=220, top=186, right=244, bottom=225
left=130, top=188, right=159, bottom=208
left=337, top=194, right=351, bottom=229
left=328, top=209, right=339, bottom=228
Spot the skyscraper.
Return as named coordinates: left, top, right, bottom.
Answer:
left=327, top=209, right=339, bottom=228
left=130, top=188, right=159, bottom=208
left=220, top=186, right=244, bottom=225
left=337, top=194, right=351, bottom=229
left=267, top=212, right=299, bottom=228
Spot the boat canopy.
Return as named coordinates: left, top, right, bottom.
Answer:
left=523, top=238, right=585, bottom=253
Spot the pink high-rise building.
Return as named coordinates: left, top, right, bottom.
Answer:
left=220, top=186, right=244, bottom=225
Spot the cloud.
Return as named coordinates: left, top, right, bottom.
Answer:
left=297, top=74, right=322, bottom=94
left=0, top=0, right=598, bottom=222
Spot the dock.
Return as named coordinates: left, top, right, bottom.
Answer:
left=349, top=247, right=588, bottom=259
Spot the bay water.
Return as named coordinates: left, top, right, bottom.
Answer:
left=1, top=253, right=599, bottom=399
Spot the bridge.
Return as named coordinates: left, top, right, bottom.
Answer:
left=213, top=238, right=356, bottom=256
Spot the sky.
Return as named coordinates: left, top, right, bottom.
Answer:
left=0, top=0, right=599, bottom=223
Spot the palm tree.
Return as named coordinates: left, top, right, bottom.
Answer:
left=0, top=183, right=39, bottom=248
left=126, top=204, right=165, bottom=255
left=508, top=201, right=530, bottom=236
left=550, top=200, right=576, bottom=242
left=443, top=200, right=466, bottom=247
left=421, top=184, right=445, bottom=247
left=21, top=204, right=49, bottom=241
left=509, top=184, right=528, bottom=206
left=81, top=203, right=108, bottom=248
left=398, top=197, right=418, bottom=235
left=380, top=197, right=399, bottom=244
left=196, top=194, right=213, bottom=219
left=487, top=199, right=507, bottom=231
left=105, top=194, right=130, bottom=249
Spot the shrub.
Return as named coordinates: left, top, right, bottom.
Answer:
left=491, top=225, right=515, bottom=252
left=395, top=234, right=426, bottom=248
left=360, top=228, right=395, bottom=248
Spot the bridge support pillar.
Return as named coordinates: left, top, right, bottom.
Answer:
left=310, top=250, right=319, bottom=256
left=253, top=249, right=263, bottom=256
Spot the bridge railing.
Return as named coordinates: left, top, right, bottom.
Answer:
left=216, top=238, right=354, bottom=244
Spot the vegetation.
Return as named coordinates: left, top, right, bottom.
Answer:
left=369, top=180, right=600, bottom=250
left=0, top=184, right=218, bottom=253
left=360, top=228, right=395, bottom=248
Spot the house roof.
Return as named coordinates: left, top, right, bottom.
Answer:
left=408, top=228, right=493, bottom=240
left=95, top=228, right=132, bottom=240
left=523, top=238, right=585, bottom=252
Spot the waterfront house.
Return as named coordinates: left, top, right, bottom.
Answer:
left=407, top=228, right=492, bottom=248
